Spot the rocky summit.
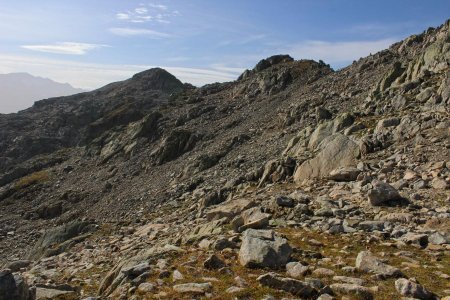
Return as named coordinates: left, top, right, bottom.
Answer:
left=0, top=20, right=449, bottom=300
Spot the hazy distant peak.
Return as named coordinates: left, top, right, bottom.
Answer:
left=0, top=72, right=86, bottom=114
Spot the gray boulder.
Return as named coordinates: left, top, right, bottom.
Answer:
left=367, top=180, right=402, bottom=206
left=428, top=232, right=450, bottom=245
left=295, top=134, right=360, bottom=182
left=355, top=251, right=403, bottom=278
left=239, top=229, right=292, bottom=269
left=257, top=273, right=317, bottom=297
left=395, top=278, right=436, bottom=300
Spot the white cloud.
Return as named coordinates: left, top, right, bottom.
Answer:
left=21, top=42, right=108, bottom=55
left=116, top=13, right=130, bottom=20
left=0, top=54, right=243, bottom=90
left=149, top=3, right=168, bottom=10
left=286, top=39, right=396, bottom=67
left=109, top=27, right=171, bottom=38
left=116, top=3, right=177, bottom=24
left=135, top=7, right=148, bottom=14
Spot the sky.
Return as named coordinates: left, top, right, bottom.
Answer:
left=0, top=0, right=449, bottom=90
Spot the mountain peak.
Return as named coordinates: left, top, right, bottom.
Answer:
left=131, top=67, right=184, bottom=93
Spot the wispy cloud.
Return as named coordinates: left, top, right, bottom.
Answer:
left=149, top=3, right=168, bottom=11
left=285, top=38, right=396, bottom=67
left=0, top=54, right=243, bottom=90
left=115, top=3, right=179, bottom=24
left=109, top=27, right=171, bottom=38
left=21, top=42, right=108, bottom=55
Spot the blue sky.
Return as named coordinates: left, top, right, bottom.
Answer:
left=0, top=0, right=448, bottom=89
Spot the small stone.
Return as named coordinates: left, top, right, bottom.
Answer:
left=137, top=282, right=155, bottom=293
left=286, top=262, right=310, bottom=278
left=333, top=276, right=365, bottom=286
left=173, top=283, right=212, bottom=294
left=312, top=268, right=335, bottom=277
left=330, top=283, right=373, bottom=300
left=276, top=196, right=295, bottom=207
left=172, top=270, right=184, bottom=281
left=431, top=178, right=448, bottom=190
left=203, top=254, right=226, bottom=270
left=225, top=286, right=245, bottom=293
left=257, top=273, right=317, bottom=297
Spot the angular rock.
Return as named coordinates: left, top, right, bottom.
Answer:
left=333, top=276, right=365, bottom=286
left=137, top=282, right=155, bottom=293
left=206, top=199, right=257, bottom=221
left=286, top=262, right=310, bottom=278
left=328, top=167, right=361, bottom=182
left=395, top=278, right=436, bottom=300
left=4, top=260, right=32, bottom=272
left=231, top=206, right=270, bottom=232
left=173, top=283, right=212, bottom=294
left=275, top=195, right=295, bottom=207
left=257, top=273, right=317, bottom=297
left=399, top=232, right=428, bottom=248
left=0, top=270, right=34, bottom=300
left=239, top=229, right=292, bottom=269
left=355, top=251, right=403, bottom=278
left=203, top=254, right=226, bottom=270
left=367, top=180, right=402, bottom=206
left=295, top=134, right=360, bottom=182
left=330, top=283, right=373, bottom=300
left=36, top=287, right=76, bottom=300
left=312, top=268, right=335, bottom=277
left=431, top=178, right=448, bottom=190
left=428, top=232, right=450, bottom=245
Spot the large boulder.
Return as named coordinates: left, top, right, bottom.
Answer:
left=355, top=251, right=403, bottom=278
left=239, top=229, right=292, bottom=269
left=294, top=134, right=360, bottom=182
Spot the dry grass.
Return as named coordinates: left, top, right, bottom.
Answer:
left=14, top=170, right=50, bottom=190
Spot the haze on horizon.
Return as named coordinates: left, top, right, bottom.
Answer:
left=0, top=0, right=449, bottom=113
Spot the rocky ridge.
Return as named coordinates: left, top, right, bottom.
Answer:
left=0, top=20, right=449, bottom=299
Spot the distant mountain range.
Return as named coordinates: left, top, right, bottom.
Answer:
left=0, top=73, right=86, bottom=114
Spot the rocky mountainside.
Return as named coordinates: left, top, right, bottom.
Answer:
left=0, top=21, right=449, bottom=300
left=0, top=73, right=86, bottom=114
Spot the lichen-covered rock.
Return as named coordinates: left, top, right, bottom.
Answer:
left=395, top=278, right=436, bottom=300
left=239, top=229, right=292, bottom=269
left=367, top=180, right=402, bottom=206
left=295, top=134, right=360, bottom=181
left=355, top=251, right=403, bottom=278
left=257, top=272, right=317, bottom=297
